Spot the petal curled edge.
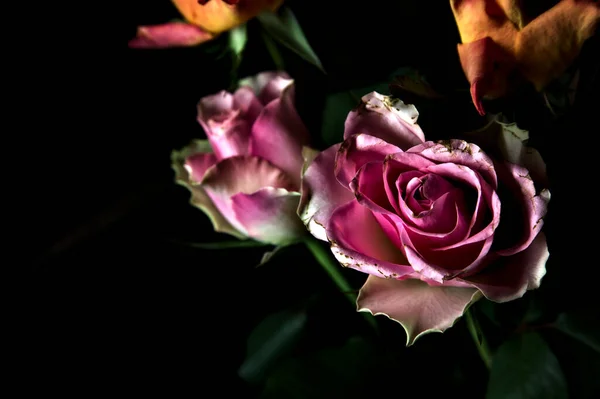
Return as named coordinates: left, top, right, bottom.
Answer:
left=197, top=91, right=253, bottom=160
left=128, top=22, right=214, bottom=49
left=462, top=232, right=549, bottom=302
left=495, top=162, right=551, bottom=256
left=186, top=185, right=247, bottom=239
left=201, top=155, right=295, bottom=235
left=344, top=92, right=425, bottom=150
left=328, top=200, right=414, bottom=279
left=496, top=122, right=549, bottom=187
left=239, top=71, right=293, bottom=105
left=171, top=140, right=215, bottom=184
left=357, top=275, right=481, bottom=346
left=336, top=133, right=402, bottom=189
left=171, top=140, right=243, bottom=239
left=231, top=188, right=306, bottom=245
left=298, top=144, right=354, bottom=241
left=250, top=83, right=310, bottom=188
left=408, top=140, right=497, bottom=189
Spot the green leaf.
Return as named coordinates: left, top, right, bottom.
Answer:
left=256, top=244, right=296, bottom=267
left=260, top=30, right=285, bottom=71
left=320, top=91, right=355, bottom=146
left=486, top=332, right=568, bottom=399
left=260, top=336, right=393, bottom=399
left=238, top=308, right=308, bottom=385
left=170, top=239, right=271, bottom=250
left=555, top=312, right=600, bottom=353
left=257, top=7, right=325, bottom=73
left=228, top=23, right=247, bottom=59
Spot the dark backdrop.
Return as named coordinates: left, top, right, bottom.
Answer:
left=27, top=0, right=599, bottom=396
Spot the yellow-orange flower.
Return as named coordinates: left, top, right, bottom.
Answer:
left=173, top=0, right=283, bottom=34
left=129, top=0, right=284, bottom=49
left=450, top=0, right=600, bottom=115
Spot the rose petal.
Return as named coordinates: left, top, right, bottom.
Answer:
left=497, top=125, right=549, bottom=188
left=198, top=90, right=235, bottom=121
left=258, top=74, right=294, bottom=105
left=388, top=170, right=423, bottom=214
left=357, top=275, right=481, bottom=346
left=298, top=144, right=354, bottom=241
left=344, top=92, right=425, bottom=150
left=462, top=232, right=549, bottom=302
left=186, top=152, right=218, bottom=183
left=400, top=176, right=463, bottom=233
left=239, top=71, right=294, bottom=104
left=404, top=236, right=494, bottom=283
left=201, top=155, right=295, bottom=234
left=494, top=162, right=550, bottom=256
left=461, top=120, right=549, bottom=188
left=233, top=86, right=264, bottom=124
left=408, top=140, right=498, bottom=189
left=171, top=141, right=243, bottom=239
left=128, top=22, right=214, bottom=49
left=185, top=185, right=246, bottom=239
left=231, top=187, right=306, bottom=245
left=424, top=163, right=500, bottom=248
left=249, top=83, right=310, bottom=188
left=171, top=139, right=214, bottom=184
left=172, top=0, right=283, bottom=34
left=336, top=133, right=402, bottom=189
left=350, top=161, right=396, bottom=214
left=202, top=155, right=294, bottom=195
left=385, top=151, right=437, bottom=173
left=513, top=0, right=600, bottom=91
left=197, top=91, right=252, bottom=159
left=457, top=38, right=515, bottom=115
left=402, top=192, right=470, bottom=248
left=328, top=200, right=413, bottom=279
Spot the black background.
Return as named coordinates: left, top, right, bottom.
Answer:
left=27, top=0, right=599, bottom=396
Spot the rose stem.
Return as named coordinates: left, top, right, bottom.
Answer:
left=304, top=237, right=378, bottom=332
left=465, top=308, right=492, bottom=370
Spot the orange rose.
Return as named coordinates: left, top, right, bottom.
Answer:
left=129, top=0, right=284, bottom=49
left=173, top=0, right=283, bottom=34
left=451, top=0, right=600, bottom=115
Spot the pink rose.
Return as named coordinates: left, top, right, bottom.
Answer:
left=172, top=71, right=312, bottom=245
left=299, top=91, right=550, bottom=344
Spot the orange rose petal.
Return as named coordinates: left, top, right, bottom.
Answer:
left=514, top=0, right=600, bottom=90
left=451, top=0, right=600, bottom=112
left=458, top=37, right=516, bottom=114
left=172, top=0, right=283, bottom=34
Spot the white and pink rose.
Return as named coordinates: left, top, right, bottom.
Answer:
left=299, top=92, right=551, bottom=344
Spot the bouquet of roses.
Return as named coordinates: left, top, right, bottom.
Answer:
left=129, top=1, right=600, bottom=397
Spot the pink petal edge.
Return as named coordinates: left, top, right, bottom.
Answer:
left=249, top=83, right=309, bottom=188
left=344, top=92, right=425, bottom=150
left=128, top=22, right=213, bottom=49
left=298, top=144, right=354, bottom=241
left=357, top=275, right=481, bottom=346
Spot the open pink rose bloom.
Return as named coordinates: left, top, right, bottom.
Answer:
left=299, top=92, right=551, bottom=344
left=172, top=71, right=312, bottom=245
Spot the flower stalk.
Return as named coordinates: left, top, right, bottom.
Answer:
left=304, top=237, right=378, bottom=332
left=465, top=308, right=492, bottom=370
